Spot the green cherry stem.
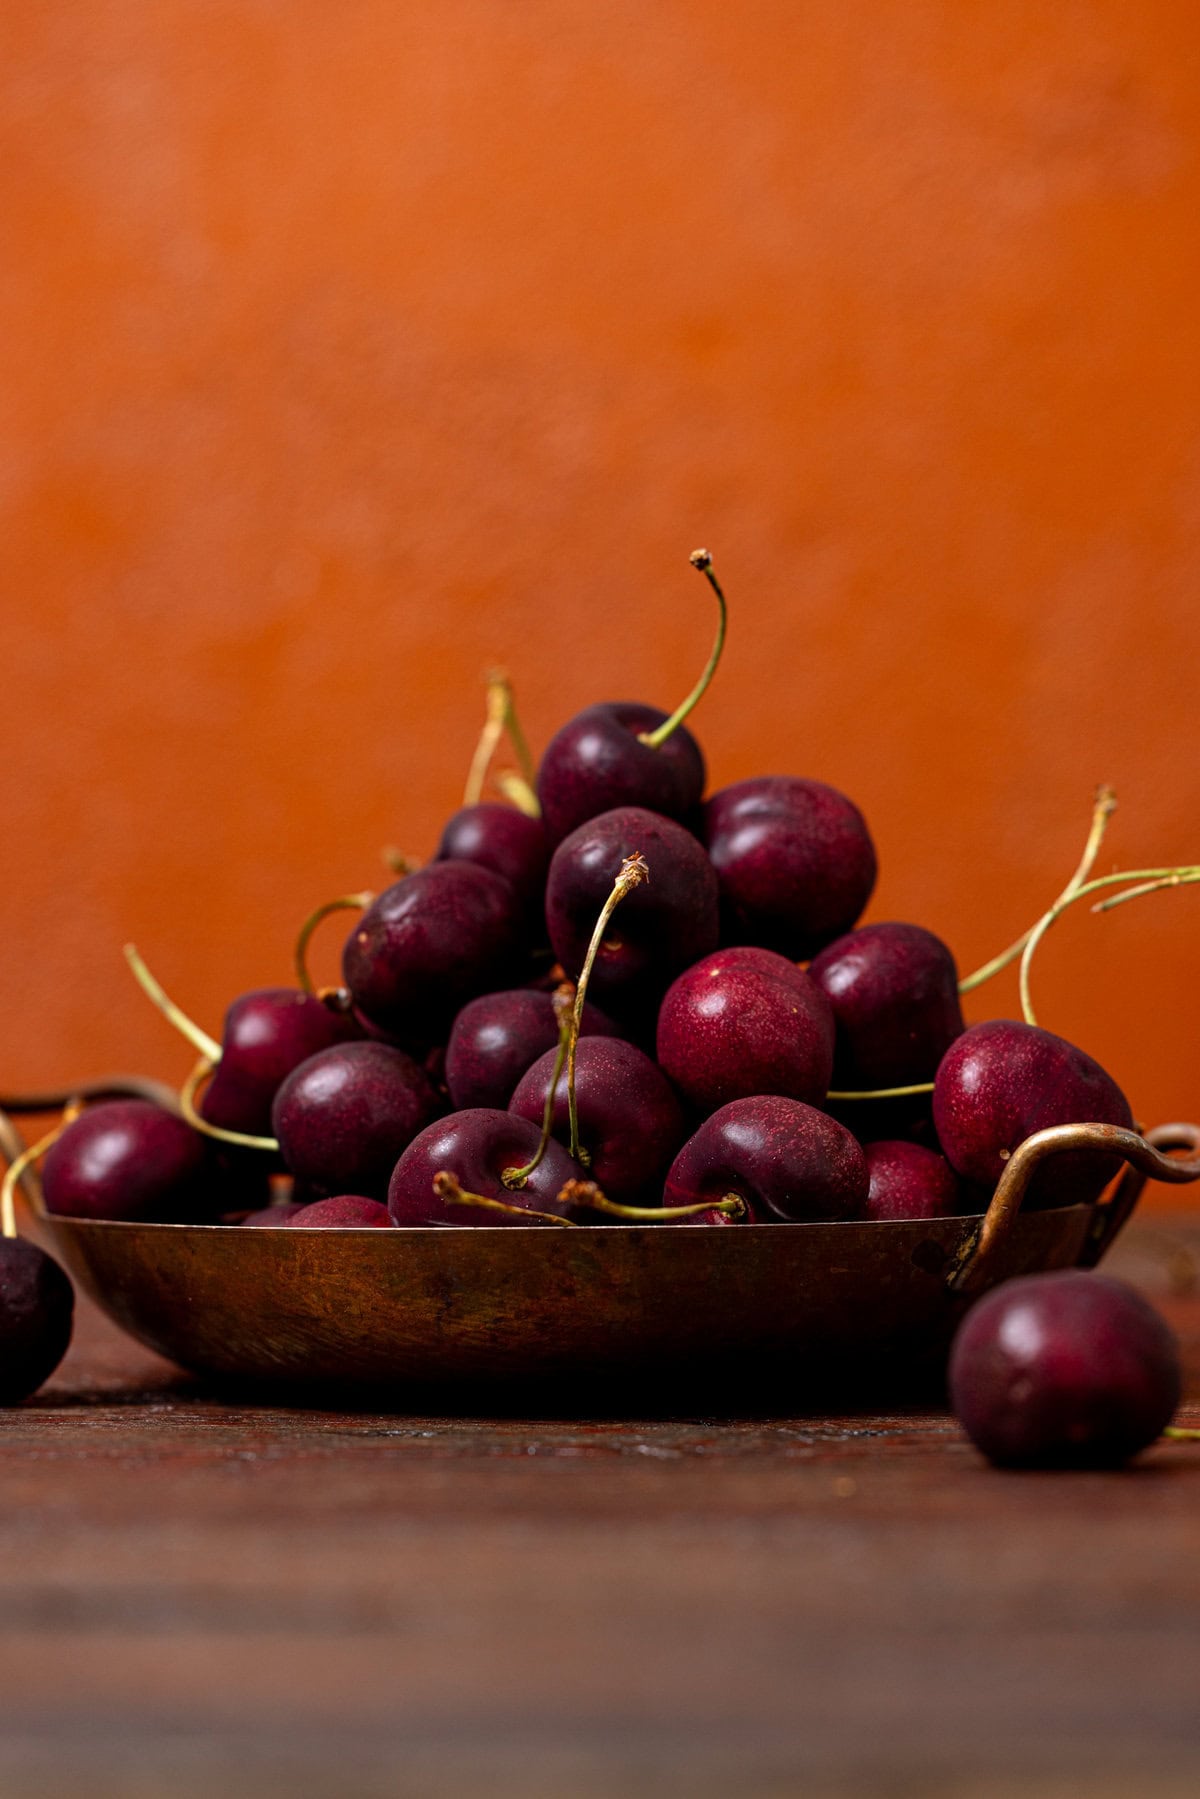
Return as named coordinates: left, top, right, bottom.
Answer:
left=825, top=1081, right=936, bottom=1102
left=123, top=944, right=222, bottom=1063
left=0, top=1123, right=64, bottom=1238
left=180, top=1058, right=279, bottom=1152
left=463, top=668, right=512, bottom=807
left=494, top=769, right=542, bottom=818
left=958, top=784, right=1118, bottom=995
left=1163, top=1426, right=1200, bottom=1442
left=567, top=852, right=650, bottom=1162
left=1018, top=865, right=1200, bottom=1028
left=295, top=892, right=375, bottom=995
left=637, top=550, right=728, bottom=749
left=502, top=983, right=575, bottom=1189
left=433, top=1170, right=578, bottom=1227
left=558, top=1178, right=747, bottom=1223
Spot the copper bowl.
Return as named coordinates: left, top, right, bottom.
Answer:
left=4, top=1098, right=1199, bottom=1404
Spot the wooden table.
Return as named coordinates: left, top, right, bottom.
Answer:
left=1, top=1223, right=1197, bottom=1798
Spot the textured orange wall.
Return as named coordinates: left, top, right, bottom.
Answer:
left=2, top=3, right=1198, bottom=1201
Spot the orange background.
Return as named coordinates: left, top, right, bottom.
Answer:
left=2, top=3, right=1198, bottom=1203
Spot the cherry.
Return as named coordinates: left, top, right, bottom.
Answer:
left=271, top=1041, right=438, bottom=1198
left=663, top=1096, right=869, bottom=1223
left=342, top=861, right=523, bottom=1042
left=241, top=1202, right=308, bottom=1227
left=284, top=1195, right=393, bottom=1228
left=510, top=1036, right=685, bottom=1204
left=201, top=988, right=362, bottom=1137
left=933, top=1020, right=1133, bottom=1210
left=545, top=807, right=719, bottom=1013
left=434, top=803, right=550, bottom=928
left=445, top=988, right=621, bottom=1112
left=703, top=776, right=877, bottom=959
left=0, top=1239, right=74, bottom=1402
left=809, top=922, right=964, bottom=1091
left=949, top=1271, right=1181, bottom=1467
left=41, top=1100, right=213, bottom=1222
left=862, top=1140, right=962, bottom=1221
left=535, top=550, right=725, bottom=844
left=388, top=1109, right=577, bottom=1225
left=656, top=946, right=834, bottom=1115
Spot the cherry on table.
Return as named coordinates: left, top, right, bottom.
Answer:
left=388, top=1109, right=578, bottom=1226
left=656, top=945, right=834, bottom=1115
left=663, top=1095, right=869, bottom=1224
left=862, top=1140, right=962, bottom=1221
left=809, top=921, right=964, bottom=1090
left=933, top=1020, right=1133, bottom=1210
left=949, top=1271, right=1181, bottom=1467
left=342, top=860, right=523, bottom=1043
left=545, top=806, right=719, bottom=1014
left=703, top=775, right=877, bottom=960
left=0, top=1238, right=74, bottom=1402
left=509, top=1036, right=685, bottom=1204
left=445, top=988, right=621, bottom=1112
left=272, top=1041, right=438, bottom=1198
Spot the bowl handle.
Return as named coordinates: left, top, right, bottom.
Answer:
left=948, top=1121, right=1200, bottom=1297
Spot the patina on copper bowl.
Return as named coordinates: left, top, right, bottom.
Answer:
left=2, top=1092, right=1198, bottom=1403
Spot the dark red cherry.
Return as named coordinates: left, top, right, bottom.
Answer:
left=663, top=1096, right=869, bottom=1223
left=933, top=1020, right=1133, bottom=1210
left=509, top=1037, right=686, bottom=1204
left=343, top=861, right=522, bottom=1042
left=271, top=1041, right=438, bottom=1198
left=42, top=1100, right=211, bottom=1222
left=545, top=807, right=719, bottom=1012
left=949, top=1272, right=1181, bottom=1467
left=656, top=946, right=834, bottom=1115
left=285, top=1195, right=393, bottom=1228
left=201, top=988, right=362, bottom=1137
left=0, top=1239, right=74, bottom=1402
left=388, top=1109, right=577, bottom=1226
left=434, top=803, right=550, bottom=925
left=809, top=922, right=964, bottom=1089
left=537, top=703, right=706, bottom=845
left=703, top=776, right=877, bottom=959
left=445, top=989, right=622, bottom=1112
left=241, top=1202, right=308, bottom=1227
left=862, top=1140, right=962, bottom=1221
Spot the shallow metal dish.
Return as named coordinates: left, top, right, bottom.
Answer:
left=6, top=1107, right=1200, bottom=1404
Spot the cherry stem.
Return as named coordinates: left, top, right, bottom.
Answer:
left=501, top=983, right=575, bottom=1189
left=1018, top=865, right=1200, bottom=1028
left=463, top=670, right=540, bottom=811
left=0, top=1122, right=65, bottom=1238
left=381, top=847, right=417, bottom=877
left=433, top=1170, right=577, bottom=1227
left=558, top=1178, right=747, bottom=1223
left=179, top=1058, right=280, bottom=1151
left=568, top=852, right=650, bottom=1162
left=123, top=944, right=222, bottom=1063
left=494, top=770, right=541, bottom=818
left=638, top=550, right=728, bottom=749
left=1163, top=1426, right=1200, bottom=1442
left=958, top=784, right=1118, bottom=994
left=294, top=892, right=375, bottom=996
left=825, top=1081, right=936, bottom=1102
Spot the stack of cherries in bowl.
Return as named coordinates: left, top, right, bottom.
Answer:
left=4, top=551, right=1198, bottom=1460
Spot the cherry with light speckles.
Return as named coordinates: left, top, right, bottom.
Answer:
left=949, top=1271, right=1181, bottom=1467
left=862, top=1140, right=962, bottom=1221
left=933, top=1020, right=1133, bottom=1211
left=663, top=1095, right=869, bottom=1224
left=388, top=1109, right=577, bottom=1225
left=545, top=806, right=719, bottom=1014
left=342, top=860, right=522, bottom=1043
left=656, top=945, right=834, bottom=1115
left=809, top=921, right=964, bottom=1090
left=284, top=1195, right=393, bottom=1228
left=509, top=1036, right=685, bottom=1204
left=703, top=776, right=877, bottom=960
left=445, top=988, right=622, bottom=1112
left=271, top=1041, right=438, bottom=1198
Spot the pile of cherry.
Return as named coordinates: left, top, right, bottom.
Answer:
left=3, top=551, right=1199, bottom=1465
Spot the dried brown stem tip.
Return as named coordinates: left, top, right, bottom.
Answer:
left=689, top=548, right=712, bottom=569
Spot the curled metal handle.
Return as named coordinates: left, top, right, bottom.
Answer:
left=948, top=1120, right=1200, bottom=1295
